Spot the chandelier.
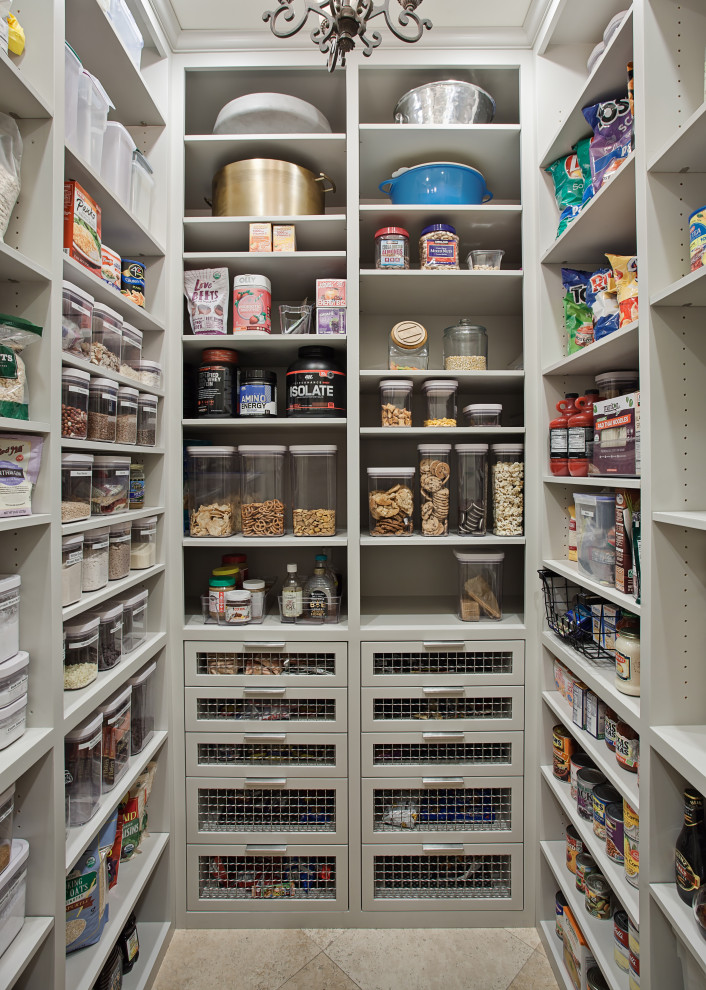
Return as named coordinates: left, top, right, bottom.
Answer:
left=263, top=1, right=433, bottom=72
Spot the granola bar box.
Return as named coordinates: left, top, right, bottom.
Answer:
left=590, top=391, right=640, bottom=477
left=64, top=181, right=102, bottom=277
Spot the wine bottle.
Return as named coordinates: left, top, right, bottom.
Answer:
left=675, top=788, right=706, bottom=904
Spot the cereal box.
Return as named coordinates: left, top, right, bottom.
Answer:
left=316, top=307, right=346, bottom=335
left=64, top=181, right=102, bottom=277
left=586, top=691, right=606, bottom=739
left=249, top=222, right=272, bottom=252
left=572, top=680, right=588, bottom=729
left=316, top=279, right=346, bottom=308
left=273, top=224, right=296, bottom=252
left=562, top=905, right=596, bottom=990
left=101, top=244, right=121, bottom=291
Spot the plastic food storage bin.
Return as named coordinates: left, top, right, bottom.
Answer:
left=455, top=444, right=488, bottom=536
left=137, top=393, right=157, bottom=446
left=0, top=839, right=29, bottom=956
left=92, top=602, right=123, bottom=671
left=418, top=444, right=451, bottom=536
left=0, top=653, right=28, bottom=709
left=367, top=467, right=415, bottom=536
left=379, top=379, right=413, bottom=427
left=108, top=521, right=131, bottom=580
left=0, top=574, right=20, bottom=664
left=239, top=445, right=286, bottom=537
left=62, top=281, right=93, bottom=359
left=129, top=660, right=156, bottom=754
left=574, top=493, right=617, bottom=586
left=454, top=550, right=504, bottom=621
left=61, top=533, right=84, bottom=607
left=443, top=319, right=488, bottom=371
left=388, top=321, right=428, bottom=371
left=63, top=615, right=99, bottom=690
left=491, top=443, right=524, bottom=536
left=290, top=444, right=337, bottom=536
left=130, top=150, right=154, bottom=230
left=116, top=387, right=138, bottom=445
left=122, top=588, right=148, bottom=653
left=130, top=515, right=157, bottom=569
left=99, top=685, right=131, bottom=790
left=0, top=784, right=14, bottom=877
left=64, top=43, right=81, bottom=149
left=100, top=121, right=134, bottom=206
left=61, top=367, right=90, bottom=439
left=62, top=453, right=93, bottom=524
left=467, top=250, right=504, bottom=270
left=187, top=446, right=237, bottom=538
left=130, top=360, right=162, bottom=389
left=422, top=379, right=458, bottom=427
left=120, top=323, right=143, bottom=379
left=92, top=456, right=130, bottom=515
left=64, top=712, right=103, bottom=826
left=91, top=303, right=123, bottom=372
left=110, top=0, right=144, bottom=69
left=82, top=527, right=109, bottom=593
left=76, top=70, right=112, bottom=171
left=0, top=695, right=26, bottom=751
left=463, top=404, right=502, bottom=427
left=594, top=370, right=639, bottom=400
left=87, top=378, right=118, bottom=444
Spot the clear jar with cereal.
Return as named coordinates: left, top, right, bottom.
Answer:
left=87, top=377, right=118, bottom=443
left=239, top=445, right=286, bottom=537
left=290, top=444, right=336, bottom=537
left=116, top=386, right=138, bottom=444
left=454, top=550, right=504, bottom=621
left=419, top=224, right=459, bottom=269
left=188, top=446, right=237, bottom=538
left=388, top=321, right=428, bottom=371
left=120, top=322, right=142, bottom=380
left=82, top=527, right=109, bottom=592
left=63, top=615, right=99, bottom=690
left=367, top=467, right=415, bottom=537
left=491, top=443, right=524, bottom=536
left=422, top=379, right=458, bottom=427
left=443, top=319, right=488, bottom=371
left=379, top=379, right=413, bottom=427
left=456, top=443, right=489, bottom=536
left=61, top=453, right=93, bottom=523
left=418, top=444, right=451, bottom=537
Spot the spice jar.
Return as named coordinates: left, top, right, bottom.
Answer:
left=63, top=615, right=99, bottom=690
left=197, top=348, right=239, bottom=418
left=615, top=722, right=639, bottom=773
left=130, top=516, right=157, bottom=569
left=122, top=588, right=148, bottom=653
left=108, top=521, right=131, bottom=580
left=0, top=575, right=20, bottom=665
left=422, top=379, right=458, bottom=427
left=388, top=321, right=428, bottom=371
left=239, top=369, right=277, bottom=418
left=418, top=444, right=451, bottom=537
left=61, top=453, right=93, bottom=523
left=615, top=622, right=640, bottom=696
left=62, top=281, right=93, bottom=358
left=491, top=444, right=524, bottom=536
left=129, top=461, right=145, bottom=510
left=443, top=319, right=488, bottom=371
left=244, top=578, right=265, bottom=620
left=367, top=467, right=415, bottom=537
left=61, top=533, right=84, bottom=607
left=82, top=527, right=109, bottom=592
left=454, top=550, right=504, bottom=622
left=116, top=386, right=138, bottom=444
left=379, top=379, right=413, bottom=427
left=456, top=443, right=488, bottom=536
left=419, top=224, right=459, bottom=269
left=224, top=589, right=252, bottom=624
left=239, top=445, right=286, bottom=537
left=137, top=394, right=158, bottom=446
left=91, top=303, right=123, bottom=371
left=119, top=322, right=142, bottom=380
left=90, top=602, right=123, bottom=670
left=87, top=378, right=118, bottom=443
left=92, top=456, right=130, bottom=515
left=61, top=367, right=90, bottom=439
left=375, top=226, right=410, bottom=269
left=64, top=712, right=103, bottom=826
left=129, top=660, right=156, bottom=754
left=585, top=872, right=613, bottom=920
left=290, top=444, right=337, bottom=537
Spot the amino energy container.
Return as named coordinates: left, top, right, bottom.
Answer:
left=286, top=346, right=345, bottom=418
left=233, top=274, right=272, bottom=333
left=239, top=369, right=277, bottom=418
left=197, top=348, right=239, bottom=418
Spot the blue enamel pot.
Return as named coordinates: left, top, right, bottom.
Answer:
left=379, top=162, right=493, bottom=205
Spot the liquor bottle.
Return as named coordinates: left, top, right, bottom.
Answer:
left=304, top=558, right=335, bottom=619
left=675, top=787, right=706, bottom=904
left=281, top=563, right=303, bottom=619
left=316, top=551, right=339, bottom=595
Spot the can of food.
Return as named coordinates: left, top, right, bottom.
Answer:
left=233, top=273, right=272, bottom=333
left=604, top=707, right=619, bottom=750
left=555, top=889, right=568, bottom=939
left=628, top=917, right=639, bottom=959
left=587, top=967, right=610, bottom=990
left=614, top=910, right=629, bottom=972
left=689, top=205, right=706, bottom=272
left=629, top=951, right=640, bottom=989
left=624, top=799, right=639, bottom=886
left=615, top=722, right=639, bottom=772
left=553, top=724, right=575, bottom=782
left=121, top=259, right=146, bottom=307
left=593, top=783, right=620, bottom=839
left=606, top=802, right=625, bottom=863
left=570, top=751, right=596, bottom=801
left=566, top=824, right=583, bottom=873
left=577, top=767, right=606, bottom=820
left=585, top=871, right=613, bottom=919
left=576, top=851, right=598, bottom=893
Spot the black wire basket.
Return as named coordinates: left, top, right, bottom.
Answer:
left=538, top=568, right=615, bottom=663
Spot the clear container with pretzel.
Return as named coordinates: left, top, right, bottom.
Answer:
left=239, top=445, right=286, bottom=537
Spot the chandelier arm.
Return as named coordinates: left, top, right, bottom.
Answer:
left=263, top=0, right=331, bottom=38
left=367, top=0, right=432, bottom=43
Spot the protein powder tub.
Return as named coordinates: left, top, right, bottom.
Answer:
left=239, top=369, right=277, bottom=417
left=286, top=346, right=345, bottom=418
left=197, top=348, right=238, bottom=418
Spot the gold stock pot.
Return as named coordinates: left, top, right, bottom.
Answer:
left=211, top=158, right=336, bottom=216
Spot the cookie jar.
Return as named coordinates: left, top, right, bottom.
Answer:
left=187, top=446, right=237, bottom=538
left=418, top=444, right=451, bottom=537
left=239, top=445, right=286, bottom=537
left=290, top=444, right=337, bottom=537
left=456, top=443, right=489, bottom=536
left=453, top=550, right=504, bottom=621
left=367, top=467, right=415, bottom=537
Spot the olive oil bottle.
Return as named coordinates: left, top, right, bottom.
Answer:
left=675, top=788, right=706, bottom=904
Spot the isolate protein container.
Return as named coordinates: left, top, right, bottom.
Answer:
left=286, top=346, right=346, bottom=418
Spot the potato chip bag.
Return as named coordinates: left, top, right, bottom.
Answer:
left=562, top=269, right=594, bottom=353
left=582, top=97, right=633, bottom=191
left=574, top=137, right=594, bottom=208
left=546, top=153, right=584, bottom=237
left=606, top=254, right=638, bottom=327
left=586, top=266, right=619, bottom=339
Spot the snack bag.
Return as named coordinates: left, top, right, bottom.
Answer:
left=184, top=268, right=229, bottom=335
left=546, top=153, right=584, bottom=237
left=582, top=97, right=633, bottom=191
left=627, top=62, right=634, bottom=121
left=65, top=838, right=109, bottom=954
left=574, top=136, right=594, bottom=208
left=606, top=254, right=638, bottom=326
left=586, top=266, right=619, bottom=339
left=562, top=269, right=594, bottom=352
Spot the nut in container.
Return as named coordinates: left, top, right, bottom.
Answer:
left=380, top=378, right=413, bottom=427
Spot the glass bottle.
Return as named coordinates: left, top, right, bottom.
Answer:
left=675, top=788, right=706, bottom=905
left=304, top=558, right=335, bottom=620
left=281, top=563, right=303, bottom=620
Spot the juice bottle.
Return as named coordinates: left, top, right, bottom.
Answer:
left=549, top=393, right=578, bottom=476
left=568, top=391, right=599, bottom=477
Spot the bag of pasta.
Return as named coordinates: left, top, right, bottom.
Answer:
left=0, top=314, right=42, bottom=419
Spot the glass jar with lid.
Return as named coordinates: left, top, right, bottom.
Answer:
left=137, top=394, right=158, bottom=446
left=120, top=322, right=142, bottom=380
left=61, top=367, right=90, bottom=439
left=116, top=386, right=138, bottom=444
left=388, top=321, right=428, bottom=371
left=379, top=379, right=413, bottom=426
left=422, top=379, right=458, bottom=427
left=375, top=227, right=410, bottom=269
left=87, top=377, right=118, bottom=443
left=443, top=319, right=488, bottom=371
left=188, top=446, right=237, bottom=538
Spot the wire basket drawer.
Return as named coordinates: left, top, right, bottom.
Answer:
left=538, top=568, right=616, bottom=662
left=185, top=687, right=347, bottom=733
left=186, top=732, right=348, bottom=778
left=361, top=686, right=524, bottom=732
left=361, top=776, right=523, bottom=843
left=361, top=640, right=524, bottom=687
left=362, top=843, right=522, bottom=911
left=188, top=844, right=348, bottom=912
left=361, top=731, right=524, bottom=778
left=185, top=641, right=347, bottom=687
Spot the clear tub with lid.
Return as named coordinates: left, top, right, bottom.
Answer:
left=91, top=303, right=123, bottom=372
left=467, top=249, right=504, bottom=270
left=87, top=378, right=118, bottom=443
left=64, top=712, right=103, bottom=826
left=0, top=575, right=20, bottom=664
left=290, top=444, right=337, bottom=537
left=380, top=379, right=413, bottom=427
left=130, top=150, right=154, bottom=230
left=454, top=550, right=504, bottom=621
left=375, top=227, right=410, bottom=269
left=491, top=444, right=524, bottom=536
left=0, top=839, right=29, bottom=955
left=76, top=70, right=111, bottom=170
left=82, top=527, right=109, bottom=592
left=388, top=321, right=428, bottom=371
left=116, top=387, right=138, bottom=445
left=0, top=696, right=26, bottom=751
left=463, top=403, right=502, bottom=427
left=129, top=660, right=156, bottom=754
left=188, top=446, right=237, bottom=538
left=62, top=533, right=84, bottom=607
left=574, top=493, right=616, bottom=586
left=109, top=521, right=131, bottom=580
left=443, top=319, right=488, bottom=371
left=120, top=323, right=143, bottom=379
left=367, top=467, right=415, bottom=537
left=65, top=42, right=81, bottom=148
left=130, top=515, right=157, bottom=569
left=62, top=453, right=93, bottom=524
left=62, top=281, right=93, bottom=359
left=91, top=603, right=123, bottom=670
left=456, top=443, right=489, bottom=536
left=0, top=653, right=28, bottom=709
left=0, top=784, right=14, bottom=876
left=422, top=379, right=458, bottom=427
left=99, top=686, right=131, bottom=791
left=129, top=360, right=162, bottom=389
left=418, top=444, right=451, bottom=536
left=100, top=121, right=134, bottom=205
left=594, top=370, right=639, bottom=400
left=61, top=367, right=90, bottom=439
left=92, top=456, right=130, bottom=515
left=122, top=588, right=148, bottom=653
left=239, top=445, right=286, bottom=537
left=63, top=615, right=99, bottom=690
left=137, top=394, right=158, bottom=447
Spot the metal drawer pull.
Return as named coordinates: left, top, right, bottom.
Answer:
left=243, top=733, right=287, bottom=742
left=245, top=844, right=287, bottom=854
left=244, top=642, right=285, bottom=650
left=422, top=641, right=465, bottom=649
left=422, top=686, right=464, bottom=696
left=422, top=777, right=464, bottom=786
left=422, top=732, right=465, bottom=742
left=243, top=686, right=286, bottom=696
left=245, top=778, right=287, bottom=788
left=422, top=843, right=464, bottom=854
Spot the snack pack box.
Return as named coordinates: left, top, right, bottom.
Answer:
left=249, top=223, right=272, bottom=252
left=64, top=181, right=102, bottom=277
left=316, top=308, right=346, bottom=335
left=562, top=905, right=596, bottom=990
left=316, top=279, right=346, bottom=308
left=591, top=603, right=622, bottom=653
left=101, top=244, right=121, bottom=291
left=590, top=391, right=640, bottom=477
left=273, top=224, right=296, bottom=252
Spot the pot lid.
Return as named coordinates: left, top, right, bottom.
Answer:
left=391, top=162, right=485, bottom=179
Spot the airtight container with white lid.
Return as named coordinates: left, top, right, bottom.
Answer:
left=129, top=660, right=156, bottom=754
left=367, top=467, right=415, bottom=537
left=454, top=550, right=504, bottom=622
left=0, top=652, right=28, bottom=709
left=463, top=403, right=503, bottom=427
left=0, top=695, right=27, bottom=751
left=64, top=712, right=103, bottom=826
left=290, top=445, right=337, bottom=536
left=100, top=121, right=135, bottom=206
left=0, top=784, right=14, bottom=878
left=0, top=838, right=29, bottom=956
left=0, top=574, right=20, bottom=664
left=122, top=588, right=148, bottom=653
left=594, top=370, right=639, bottom=400
left=99, top=685, right=132, bottom=790
left=421, top=379, right=459, bottom=427
left=63, top=615, right=99, bottom=690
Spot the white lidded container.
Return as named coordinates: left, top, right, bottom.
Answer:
left=122, top=588, right=148, bottom=653
left=0, top=574, right=20, bottom=664
left=100, top=122, right=135, bottom=205
left=0, top=839, right=29, bottom=956
left=64, top=42, right=82, bottom=149
left=0, top=652, right=28, bottom=709
left=76, top=70, right=113, bottom=171
left=130, top=150, right=154, bottom=229
left=0, top=695, right=27, bottom=751
left=109, top=0, right=144, bottom=70
left=454, top=550, right=504, bottom=622
left=64, top=712, right=103, bottom=826
left=129, top=660, right=156, bottom=754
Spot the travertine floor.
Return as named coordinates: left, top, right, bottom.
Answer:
left=153, top=927, right=559, bottom=990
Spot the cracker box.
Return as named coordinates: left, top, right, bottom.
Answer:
left=615, top=489, right=638, bottom=595
left=249, top=222, right=272, bottom=252
left=590, top=391, right=641, bottom=477
left=101, top=244, right=121, bottom=291
left=562, top=905, right=596, bottom=990
left=273, top=224, right=296, bottom=252
left=553, top=658, right=568, bottom=698
left=316, top=279, right=346, bottom=308
left=64, top=181, right=102, bottom=277
left=572, top=680, right=588, bottom=729
left=586, top=691, right=606, bottom=739
left=591, top=603, right=622, bottom=653
left=316, top=307, right=347, bottom=335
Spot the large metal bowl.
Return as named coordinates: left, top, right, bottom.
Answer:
left=393, top=80, right=496, bottom=125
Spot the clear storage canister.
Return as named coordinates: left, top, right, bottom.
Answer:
left=456, top=443, right=489, bottom=536
left=92, top=456, right=130, bottom=515
left=61, top=367, right=90, bottom=439
left=0, top=784, right=14, bottom=876
left=91, top=303, right=123, bottom=372
left=64, top=712, right=103, bottom=827
left=187, top=446, right=237, bottom=538
left=388, top=321, right=429, bottom=371
left=380, top=379, right=413, bottom=427
left=120, top=323, right=142, bottom=380
left=491, top=443, right=524, bottom=536
left=62, top=281, right=93, bottom=359
left=0, top=653, right=28, bottom=709
left=137, top=394, right=157, bottom=446
left=130, top=359, right=162, bottom=389
left=239, top=445, right=286, bottom=537
left=91, top=602, right=123, bottom=670
left=108, top=521, right=131, bottom=580
left=61, top=453, right=93, bottom=524
left=463, top=403, right=502, bottom=427
left=99, top=686, right=131, bottom=791
left=130, top=515, right=157, bottom=569
left=595, top=370, right=639, bottom=400
left=418, top=444, right=451, bottom=536
left=122, top=588, right=148, bottom=653
left=290, top=444, right=337, bottom=537
left=81, top=527, right=109, bottom=592
left=87, top=377, right=118, bottom=443
left=0, top=575, right=20, bottom=664
left=422, top=379, right=458, bottom=427
left=63, top=615, right=99, bottom=690
left=61, top=533, right=84, bottom=607
left=129, top=660, right=156, bottom=754
left=367, top=467, right=415, bottom=537
left=454, top=550, right=504, bottom=622
left=116, top=387, right=138, bottom=445
left=443, top=319, right=488, bottom=371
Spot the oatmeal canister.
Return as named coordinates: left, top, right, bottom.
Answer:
left=577, top=768, right=607, bottom=820
left=233, top=274, right=272, bottom=333
left=566, top=824, right=583, bottom=873
left=606, top=801, right=625, bottom=864
left=552, top=724, right=574, bottom=782
left=624, top=799, right=639, bottom=887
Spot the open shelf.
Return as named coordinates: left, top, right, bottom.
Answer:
left=62, top=506, right=165, bottom=537
left=360, top=534, right=525, bottom=547
left=359, top=596, right=525, bottom=635
left=62, top=563, right=166, bottom=622
left=0, top=514, right=51, bottom=534
left=61, top=353, right=164, bottom=397
left=543, top=559, right=641, bottom=614
left=63, top=256, right=166, bottom=333
left=0, top=418, right=50, bottom=435
left=650, top=725, right=706, bottom=800
left=538, top=920, right=573, bottom=990
left=0, top=241, right=52, bottom=283
left=61, top=440, right=165, bottom=456
left=0, top=728, right=53, bottom=795
left=650, top=883, right=706, bottom=978
left=653, top=510, right=706, bottom=531
left=182, top=418, right=346, bottom=430
left=543, top=475, right=641, bottom=490
left=121, top=921, right=172, bottom=990
left=183, top=251, right=346, bottom=299
left=0, top=48, right=52, bottom=118
left=0, top=916, right=54, bottom=990
left=183, top=610, right=350, bottom=641
left=183, top=214, right=347, bottom=253
left=649, top=100, right=706, bottom=173
left=651, top=266, right=706, bottom=308
left=359, top=270, right=523, bottom=315
left=181, top=334, right=347, bottom=362
left=359, top=370, right=524, bottom=393
left=362, top=426, right=524, bottom=437
left=543, top=321, right=639, bottom=376
left=183, top=532, right=348, bottom=548
left=358, top=205, right=523, bottom=259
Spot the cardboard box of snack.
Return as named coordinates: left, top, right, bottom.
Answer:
left=590, top=391, right=641, bottom=477
left=64, top=180, right=102, bottom=277
left=316, top=279, right=346, bottom=308
left=101, top=244, right=121, bottom=291
left=249, top=222, right=272, bottom=252
left=316, top=307, right=347, bottom=335
left=273, top=224, right=296, bottom=252
left=615, top=489, right=638, bottom=594
left=562, top=906, right=596, bottom=990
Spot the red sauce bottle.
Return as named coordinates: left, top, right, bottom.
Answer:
left=549, top=393, right=578, bottom=476
left=568, top=391, right=599, bottom=477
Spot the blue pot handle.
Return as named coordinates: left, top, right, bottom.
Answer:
left=482, top=188, right=494, bottom=203
left=379, top=179, right=394, bottom=195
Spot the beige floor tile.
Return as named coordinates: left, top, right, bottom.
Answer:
left=325, top=928, right=534, bottom=990
left=152, top=929, right=319, bottom=990
left=506, top=927, right=542, bottom=950
left=506, top=948, right=560, bottom=990
left=279, top=952, right=361, bottom=990
left=302, top=929, right=347, bottom=951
